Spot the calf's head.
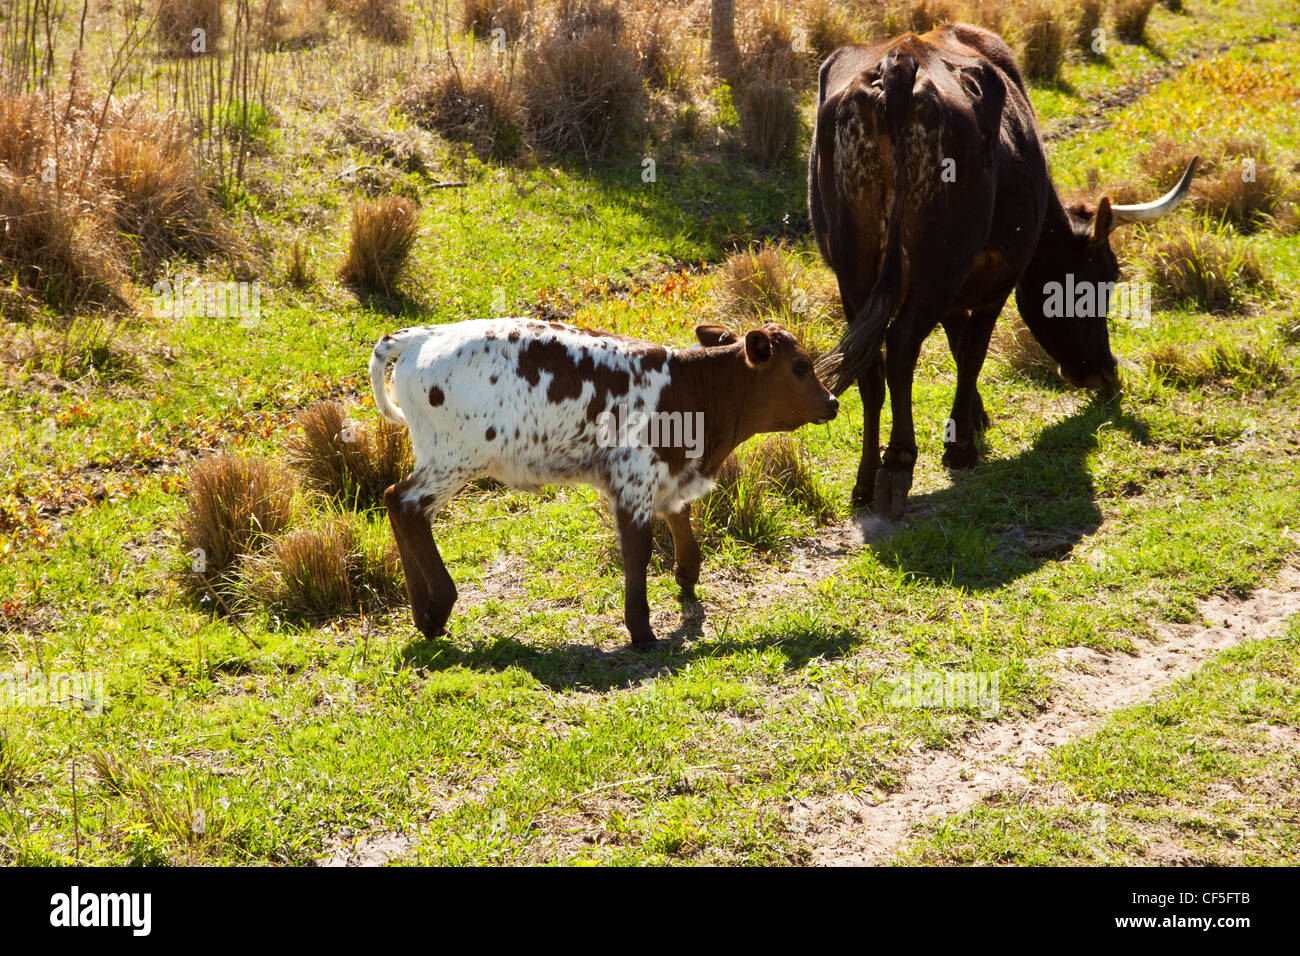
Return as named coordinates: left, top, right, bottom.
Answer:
left=695, top=323, right=839, bottom=430
left=1016, top=157, right=1197, bottom=390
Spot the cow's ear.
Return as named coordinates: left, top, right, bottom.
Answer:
left=695, top=324, right=737, bottom=347
left=1091, top=196, right=1114, bottom=246
left=744, top=328, right=773, bottom=366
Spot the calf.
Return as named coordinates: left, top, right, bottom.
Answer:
left=368, top=318, right=838, bottom=650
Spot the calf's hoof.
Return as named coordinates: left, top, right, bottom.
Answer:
left=871, top=467, right=912, bottom=522
left=941, top=442, right=984, bottom=471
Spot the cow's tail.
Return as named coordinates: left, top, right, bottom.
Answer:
left=369, top=328, right=420, bottom=426
left=817, top=49, right=919, bottom=396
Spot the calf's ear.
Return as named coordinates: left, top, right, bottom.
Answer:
left=744, top=328, right=773, bottom=366
left=695, top=324, right=737, bottom=347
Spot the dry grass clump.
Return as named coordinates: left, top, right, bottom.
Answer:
left=98, top=114, right=236, bottom=275
left=260, top=0, right=331, bottom=50
left=1113, top=0, right=1157, bottom=43
left=521, top=5, right=644, bottom=159
left=626, top=9, right=698, bottom=94
left=698, top=436, right=835, bottom=549
left=156, top=0, right=224, bottom=57
left=238, top=515, right=404, bottom=619
left=1144, top=227, right=1270, bottom=313
left=1145, top=336, right=1286, bottom=391
left=905, top=0, right=960, bottom=33
left=1074, top=0, right=1105, bottom=55
left=1021, top=1, right=1066, bottom=82
left=718, top=244, right=838, bottom=359
left=741, top=4, right=804, bottom=85
left=336, top=0, right=411, bottom=44
left=989, top=317, right=1058, bottom=382
left=0, top=168, right=129, bottom=312
left=803, top=0, right=858, bottom=61
left=463, top=0, right=532, bottom=42
left=285, top=401, right=413, bottom=508
left=180, top=455, right=296, bottom=589
left=737, top=79, right=799, bottom=168
left=337, top=196, right=419, bottom=294
left=0, top=85, right=238, bottom=308
left=1142, top=139, right=1296, bottom=233
left=399, top=58, right=525, bottom=160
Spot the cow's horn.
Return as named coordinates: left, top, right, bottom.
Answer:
left=1110, top=157, right=1198, bottom=224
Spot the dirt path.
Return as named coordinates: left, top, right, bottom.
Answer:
left=803, top=565, right=1300, bottom=866
left=1041, top=31, right=1290, bottom=143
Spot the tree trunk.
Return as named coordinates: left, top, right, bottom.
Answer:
left=711, top=0, right=738, bottom=80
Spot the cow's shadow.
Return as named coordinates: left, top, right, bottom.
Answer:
left=866, top=393, right=1150, bottom=591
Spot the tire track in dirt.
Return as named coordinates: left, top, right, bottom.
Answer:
left=802, top=565, right=1300, bottom=866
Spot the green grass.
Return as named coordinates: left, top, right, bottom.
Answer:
left=2, top=0, right=1299, bottom=865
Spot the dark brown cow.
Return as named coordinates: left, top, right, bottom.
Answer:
left=809, top=23, right=1195, bottom=519
left=369, top=318, right=837, bottom=650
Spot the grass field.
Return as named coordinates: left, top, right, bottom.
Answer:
left=1, top=0, right=1298, bottom=866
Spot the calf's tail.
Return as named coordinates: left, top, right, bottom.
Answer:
left=369, top=329, right=419, bottom=426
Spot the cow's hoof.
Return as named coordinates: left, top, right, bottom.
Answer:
left=630, top=637, right=660, bottom=653
left=941, top=442, right=984, bottom=470
left=850, top=484, right=874, bottom=509
left=871, top=467, right=912, bottom=522
left=674, top=571, right=699, bottom=599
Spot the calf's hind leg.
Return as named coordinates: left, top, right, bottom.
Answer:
left=384, top=472, right=465, bottom=639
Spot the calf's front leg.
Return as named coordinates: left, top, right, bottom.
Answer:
left=615, top=507, right=656, bottom=650
left=665, top=505, right=700, bottom=599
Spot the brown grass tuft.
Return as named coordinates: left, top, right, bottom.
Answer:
left=737, top=79, right=799, bottom=168
left=260, top=0, right=331, bottom=51
left=989, top=317, right=1058, bottom=382
left=157, top=0, right=224, bottom=57
left=1021, top=2, right=1067, bottom=83
left=521, top=11, right=644, bottom=159
left=463, top=0, right=532, bottom=42
left=804, top=0, right=857, bottom=62
left=337, top=196, right=419, bottom=294
left=238, top=515, right=404, bottom=618
left=286, top=401, right=413, bottom=508
left=337, top=0, right=412, bottom=44
left=718, top=244, right=838, bottom=360
left=180, top=455, right=296, bottom=588
left=399, top=58, right=526, bottom=161
left=1144, top=227, right=1270, bottom=313
left=1074, top=0, right=1105, bottom=55
left=1113, top=0, right=1157, bottom=43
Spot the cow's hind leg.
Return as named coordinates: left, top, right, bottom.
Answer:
left=940, top=302, right=1002, bottom=470
left=851, top=352, right=886, bottom=508
left=875, top=299, right=943, bottom=521
left=665, top=505, right=700, bottom=599
left=384, top=470, right=467, bottom=639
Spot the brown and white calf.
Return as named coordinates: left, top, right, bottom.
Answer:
left=368, top=317, right=838, bottom=650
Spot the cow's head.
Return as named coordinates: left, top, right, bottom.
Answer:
left=695, top=323, right=839, bottom=429
left=1016, top=158, right=1197, bottom=390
